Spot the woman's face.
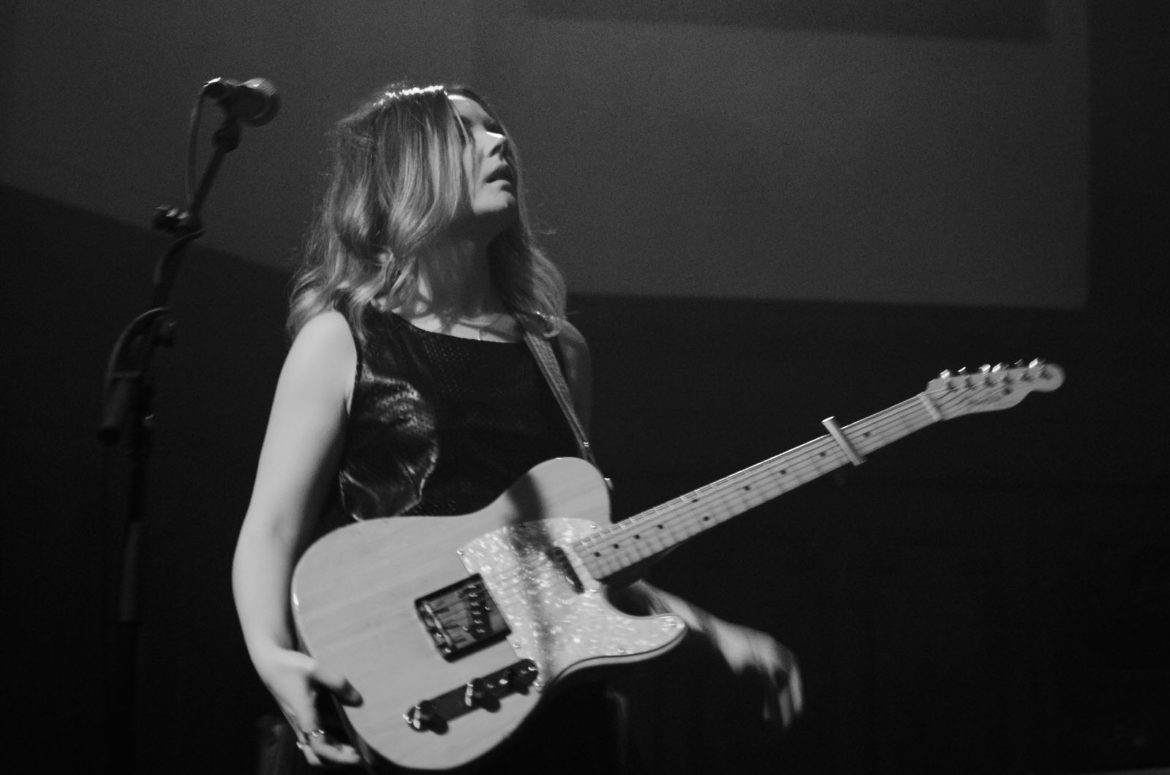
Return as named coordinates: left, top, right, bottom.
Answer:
left=449, top=94, right=516, bottom=226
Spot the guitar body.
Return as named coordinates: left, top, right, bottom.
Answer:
left=291, top=457, right=687, bottom=772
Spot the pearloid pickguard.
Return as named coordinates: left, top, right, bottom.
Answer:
left=458, top=518, right=686, bottom=688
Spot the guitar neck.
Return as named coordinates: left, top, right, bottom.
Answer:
left=574, top=393, right=941, bottom=581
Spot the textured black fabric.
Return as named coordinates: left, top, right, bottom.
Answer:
left=339, top=309, right=580, bottom=519
left=281, top=309, right=639, bottom=774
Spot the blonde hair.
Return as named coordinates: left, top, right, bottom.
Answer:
left=288, top=83, right=565, bottom=342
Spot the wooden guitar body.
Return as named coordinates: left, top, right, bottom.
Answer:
left=292, top=457, right=687, bottom=772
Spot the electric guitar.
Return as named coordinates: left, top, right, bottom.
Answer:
left=291, top=360, right=1064, bottom=771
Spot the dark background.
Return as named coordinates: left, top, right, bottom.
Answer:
left=0, top=0, right=1092, bottom=309
left=2, top=2, right=1169, bottom=774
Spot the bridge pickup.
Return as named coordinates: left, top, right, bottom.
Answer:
left=404, top=659, right=539, bottom=733
left=415, top=574, right=510, bottom=661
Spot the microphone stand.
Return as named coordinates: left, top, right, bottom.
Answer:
left=97, top=114, right=242, bottom=774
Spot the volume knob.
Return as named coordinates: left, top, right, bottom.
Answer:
left=405, top=700, right=439, bottom=731
left=463, top=678, right=489, bottom=708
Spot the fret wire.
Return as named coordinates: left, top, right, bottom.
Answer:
left=589, top=420, right=869, bottom=552
left=578, top=387, right=975, bottom=578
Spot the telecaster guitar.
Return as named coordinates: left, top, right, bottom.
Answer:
left=291, top=360, right=1063, bottom=771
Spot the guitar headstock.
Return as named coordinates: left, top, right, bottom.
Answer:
left=925, top=359, right=1064, bottom=419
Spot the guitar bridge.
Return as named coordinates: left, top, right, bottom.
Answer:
left=415, top=574, right=510, bottom=661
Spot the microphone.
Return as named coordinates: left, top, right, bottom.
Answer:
left=201, top=77, right=280, bottom=126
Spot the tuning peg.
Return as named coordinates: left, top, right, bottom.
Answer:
left=1018, top=357, right=1046, bottom=381
left=951, top=366, right=977, bottom=387
left=938, top=369, right=953, bottom=379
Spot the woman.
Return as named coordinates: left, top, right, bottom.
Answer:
left=232, top=83, right=802, bottom=773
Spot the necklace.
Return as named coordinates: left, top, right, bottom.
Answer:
left=464, top=312, right=505, bottom=341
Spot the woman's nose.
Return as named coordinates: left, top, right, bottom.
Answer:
left=486, top=131, right=508, bottom=158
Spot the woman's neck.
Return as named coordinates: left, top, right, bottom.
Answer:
left=405, top=237, right=504, bottom=321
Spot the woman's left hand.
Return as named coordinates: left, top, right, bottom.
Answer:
left=612, top=581, right=804, bottom=728
left=701, top=616, right=804, bottom=728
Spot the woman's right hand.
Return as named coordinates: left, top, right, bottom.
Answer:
left=232, top=312, right=361, bottom=766
left=258, top=646, right=364, bottom=767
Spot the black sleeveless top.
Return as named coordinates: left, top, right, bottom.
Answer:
left=292, top=310, right=638, bottom=774
left=338, top=309, right=580, bottom=520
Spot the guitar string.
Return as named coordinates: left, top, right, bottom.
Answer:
left=578, top=400, right=935, bottom=575
left=596, top=367, right=1050, bottom=567
left=576, top=397, right=931, bottom=575
left=581, top=365, right=1058, bottom=576
left=596, top=395, right=930, bottom=529
left=578, top=429, right=907, bottom=575
left=573, top=377, right=1024, bottom=577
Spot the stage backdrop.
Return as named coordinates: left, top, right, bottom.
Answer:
left=0, top=0, right=1087, bottom=309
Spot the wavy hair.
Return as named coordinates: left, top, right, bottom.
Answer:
left=288, top=82, right=566, bottom=342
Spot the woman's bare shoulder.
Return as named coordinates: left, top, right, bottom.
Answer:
left=281, top=311, right=356, bottom=399
left=288, top=310, right=354, bottom=361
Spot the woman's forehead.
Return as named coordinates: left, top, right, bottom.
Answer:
left=448, top=94, right=489, bottom=122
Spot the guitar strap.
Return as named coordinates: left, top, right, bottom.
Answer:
left=523, top=327, right=609, bottom=485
